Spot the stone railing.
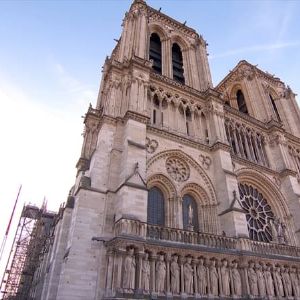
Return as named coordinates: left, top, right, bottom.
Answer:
left=114, top=218, right=300, bottom=258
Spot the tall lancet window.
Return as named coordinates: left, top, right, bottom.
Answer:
left=149, top=33, right=162, bottom=74
left=182, top=195, right=199, bottom=231
left=147, top=187, right=165, bottom=226
left=237, top=90, right=248, bottom=114
left=269, top=94, right=281, bottom=122
left=172, top=43, right=185, bottom=84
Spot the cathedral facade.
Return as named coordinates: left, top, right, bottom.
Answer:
left=29, top=1, right=300, bottom=299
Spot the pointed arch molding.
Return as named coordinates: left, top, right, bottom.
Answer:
left=147, top=149, right=217, bottom=205
left=180, top=183, right=211, bottom=206
left=147, top=173, right=176, bottom=199
left=236, top=167, right=291, bottom=219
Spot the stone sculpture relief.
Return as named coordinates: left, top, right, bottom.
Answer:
left=166, top=156, right=190, bottom=182
left=141, top=252, right=150, bottom=292
left=197, top=258, right=207, bottom=296
left=265, top=265, right=275, bottom=297
left=256, top=264, right=266, bottom=297
left=282, top=267, right=292, bottom=297
left=184, top=257, right=193, bottom=294
left=170, top=255, right=180, bottom=294
left=231, top=261, right=242, bottom=297
left=199, top=154, right=211, bottom=170
left=248, top=262, right=258, bottom=297
left=290, top=267, right=300, bottom=297
left=145, top=137, right=158, bottom=153
left=116, top=250, right=300, bottom=299
left=123, top=248, right=136, bottom=291
left=209, top=259, right=219, bottom=296
left=269, top=217, right=288, bottom=244
left=274, top=266, right=284, bottom=297
left=220, top=259, right=230, bottom=296
left=156, top=254, right=166, bottom=293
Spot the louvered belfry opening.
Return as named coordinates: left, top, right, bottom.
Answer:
left=172, top=43, right=185, bottom=84
left=237, top=89, right=248, bottom=114
left=149, top=33, right=162, bottom=74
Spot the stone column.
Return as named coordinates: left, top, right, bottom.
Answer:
left=150, top=253, right=157, bottom=294
left=105, top=250, right=114, bottom=296
left=180, top=256, right=185, bottom=295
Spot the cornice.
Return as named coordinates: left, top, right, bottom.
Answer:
left=147, top=6, right=198, bottom=40
left=232, top=155, right=278, bottom=176
left=124, top=110, right=149, bottom=124
left=147, top=125, right=210, bottom=153
left=150, top=72, right=207, bottom=100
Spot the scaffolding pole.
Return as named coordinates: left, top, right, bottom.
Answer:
left=0, top=205, right=41, bottom=300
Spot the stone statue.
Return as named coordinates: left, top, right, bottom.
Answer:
left=209, top=260, right=219, bottom=296
left=184, top=257, right=194, bottom=294
left=156, top=254, right=166, bottom=293
left=256, top=264, right=266, bottom=297
left=123, top=248, right=136, bottom=290
left=220, top=259, right=230, bottom=296
left=282, top=267, right=292, bottom=297
left=248, top=262, right=258, bottom=296
left=141, top=253, right=150, bottom=292
left=277, top=220, right=285, bottom=244
left=197, top=258, right=207, bottom=296
left=264, top=266, right=275, bottom=297
left=282, top=223, right=288, bottom=244
left=170, top=255, right=180, bottom=294
left=274, top=267, right=284, bottom=297
left=231, top=262, right=242, bottom=296
left=290, top=268, right=300, bottom=297
left=188, top=204, right=193, bottom=225
left=269, top=219, right=278, bottom=243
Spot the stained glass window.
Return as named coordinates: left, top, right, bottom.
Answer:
left=147, top=187, right=165, bottom=226
left=239, top=183, right=274, bottom=242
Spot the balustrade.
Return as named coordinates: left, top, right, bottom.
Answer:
left=114, top=218, right=300, bottom=258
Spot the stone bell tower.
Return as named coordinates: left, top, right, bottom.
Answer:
left=31, top=1, right=300, bottom=300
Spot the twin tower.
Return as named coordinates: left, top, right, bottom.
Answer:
left=29, top=1, right=300, bottom=299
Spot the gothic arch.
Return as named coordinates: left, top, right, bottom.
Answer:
left=180, top=182, right=210, bottom=206
left=170, top=34, right=189, bottom=51
left=147, top=149, right=217, bottom=205
left=180, top=182, right=220, bottom=234
left=147, top=173, right=177, bottom=199
left=237, top=167, right=296, bottom=244
left=237, top=168, right=290, bottom=218
left=148, top=23, right=168, bottom=41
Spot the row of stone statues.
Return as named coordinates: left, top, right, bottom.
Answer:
left=247, top=261, right=300, bottom=298
left=121, top=248, right=300, bottom=298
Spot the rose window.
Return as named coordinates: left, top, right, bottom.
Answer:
left=238, top=183, right=274, bottom=242
left=166, top=157, right=190, bottom=182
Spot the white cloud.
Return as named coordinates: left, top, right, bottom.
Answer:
left=209, top=41, right=300, bottom=60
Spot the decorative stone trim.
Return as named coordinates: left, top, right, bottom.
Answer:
left=166, top=156, right=190, bottom=182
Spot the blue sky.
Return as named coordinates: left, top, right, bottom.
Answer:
left=0, top=0, right=299, bottom=284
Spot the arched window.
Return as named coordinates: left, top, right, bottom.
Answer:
left=147, top=187, right=165, bottom=226
left=269, top=94, right=281, bottom=122
left=172, top=43, right=185, bottom=84
left=182, top=195, right=199, bottom=231
left=236, top=90, right=248, bottom=114
left=149, top=33, right=162, bottom=74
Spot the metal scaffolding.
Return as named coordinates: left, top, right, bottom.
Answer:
left=0, top=205, right=42, bottom=300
